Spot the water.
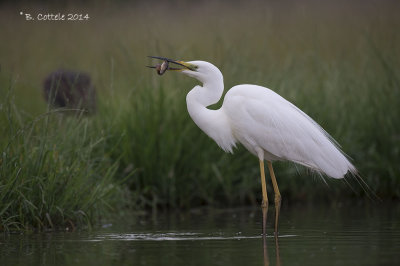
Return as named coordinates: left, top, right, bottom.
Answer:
left=1, top=203, right=399, bottom=265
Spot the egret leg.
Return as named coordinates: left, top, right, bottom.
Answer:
left=267, top=161, right=281, bottom=235
left=259, top=160, right=269, bottom=208
left=262, top=203, right=268, bottom=236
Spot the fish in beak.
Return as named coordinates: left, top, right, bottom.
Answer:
left=147, top=56, right=198, bottom=75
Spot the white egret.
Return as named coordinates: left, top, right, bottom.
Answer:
left=148, top=56, right=357, bottom=232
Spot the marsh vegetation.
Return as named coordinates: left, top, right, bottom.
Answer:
left=0, top=0, right=399, bottom=231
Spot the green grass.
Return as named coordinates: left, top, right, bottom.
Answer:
left=0, top=82, right=131, bottom=231
left=0, top=0, right=399, bottom=231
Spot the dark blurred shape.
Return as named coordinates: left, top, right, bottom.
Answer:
left=43, top=69, right=96, bottom=114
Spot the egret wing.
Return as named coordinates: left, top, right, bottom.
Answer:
left=223, top=85, right=355, bottom=178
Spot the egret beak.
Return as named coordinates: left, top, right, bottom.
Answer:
left=147, top=56, right=198, bottom=72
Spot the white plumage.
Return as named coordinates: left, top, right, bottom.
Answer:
left=183, top=60, right=356, bottom=179
left=224, top=85, right=356, bottom=178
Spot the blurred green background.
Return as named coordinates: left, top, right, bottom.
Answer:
left=0, top=0, right=399, bottom=231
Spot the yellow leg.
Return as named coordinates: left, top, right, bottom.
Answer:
left=267, top=161, right=281, bottom=235
left=259, top=160, right=268, bottom=208
left=267, top=161, right=281, bottom=202
left=262, top=203, right=268, bottom=236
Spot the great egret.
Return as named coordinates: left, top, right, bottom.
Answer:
left=148, top=56, right=357, bottom=232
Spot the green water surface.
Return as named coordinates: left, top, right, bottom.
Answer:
left=1, top=203, right=399, bottom=265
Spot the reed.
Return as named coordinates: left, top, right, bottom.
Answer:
left=1, top=0, right=399, bottom=230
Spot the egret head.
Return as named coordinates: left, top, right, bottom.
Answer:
left=147, top=56, right=222, bottom=84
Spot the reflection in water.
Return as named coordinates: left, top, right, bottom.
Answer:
left=1, top=204, right=398, bottom=266
left=262, top=204, right=281, bottom=266
left=263, top=235, right=270, bottom=266
left=274, top=235, right=281, bottom=266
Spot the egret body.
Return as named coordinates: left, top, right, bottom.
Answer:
left=148, top=57, right=357, bottom=232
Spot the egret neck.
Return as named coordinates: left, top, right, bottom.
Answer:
left=185, top=69, right=236, bottom=153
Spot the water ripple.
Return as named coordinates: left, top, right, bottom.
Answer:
left=86, top=232, right=298, bottom=242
